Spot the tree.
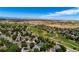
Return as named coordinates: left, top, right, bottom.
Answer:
left=12, top=35, right=17, bottom=41
left=30, top=42, right=35, bottom=49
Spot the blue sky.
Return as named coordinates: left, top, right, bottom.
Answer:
left=0, top=7, right=79, bottom=20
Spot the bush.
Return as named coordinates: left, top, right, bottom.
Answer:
left=7, top=44, right=20, bottom=52
left=40, top=44, right=49, bottom=51
left=34, top=48, right=40, bottom=52
left=0, top=40, right=4, bottom=46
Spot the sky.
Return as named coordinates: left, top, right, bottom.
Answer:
left=0, top=7, right=79, bottom=20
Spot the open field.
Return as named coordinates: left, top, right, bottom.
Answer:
left=0, top=20, right=79, bottom=28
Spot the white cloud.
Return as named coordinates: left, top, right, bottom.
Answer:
left=55, top=8, right=79, bottom=15
left=41, top=7, right=79, bottom=19
left=39, top=7, right=79, bottom=20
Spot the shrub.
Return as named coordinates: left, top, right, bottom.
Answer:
left=40, top=44, right=49, bottom=51
left=7, top=44, right=20, bottom=52
left=34, top=48, right=40, bottom=52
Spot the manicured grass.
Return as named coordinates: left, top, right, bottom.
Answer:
left=53, top=32, right=79, bottom=51
left=27, top=26, right=48, bottom=38
left=27, top=25, right=79, bottom=51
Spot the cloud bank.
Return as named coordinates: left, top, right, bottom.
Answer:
left=40, top=7, right=79, bottom=20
